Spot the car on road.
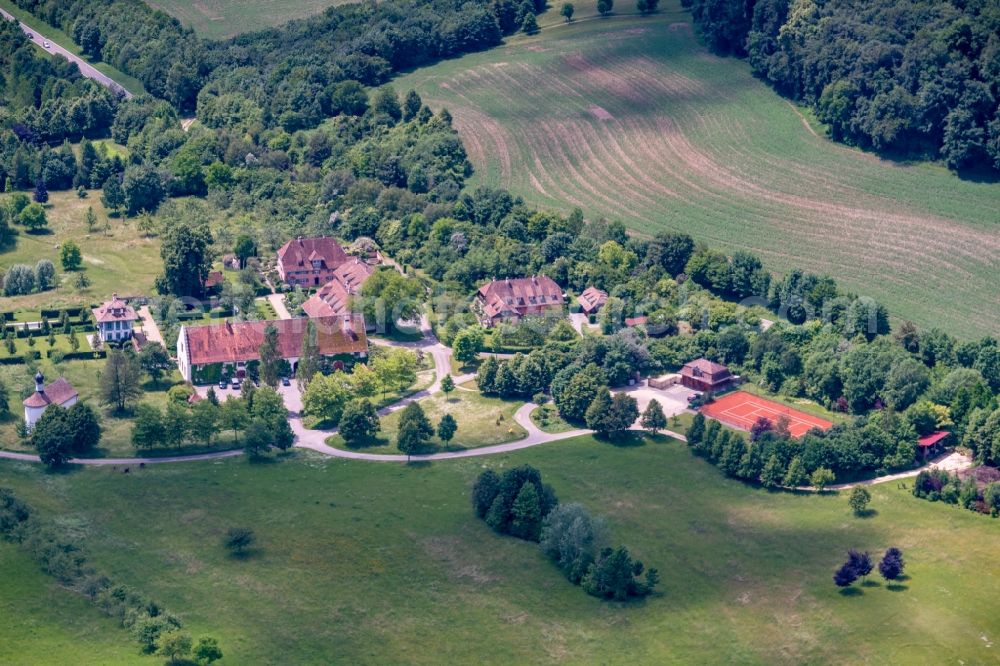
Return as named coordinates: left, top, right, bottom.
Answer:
left=43, top=41, right=50, bottom=48
left=219, top=379, right=228, bottom=390
left=281, top=377, right=291, bottom=386
left=231, top=378, right=241, bottom=390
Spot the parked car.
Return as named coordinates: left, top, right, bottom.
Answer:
left=219, top=379, right=228, bottom=390
left=231, top=378, right=241, bottom=389
left=281, top=377, right=291, bottom=386
left=43, top=41, right=50, bottom=49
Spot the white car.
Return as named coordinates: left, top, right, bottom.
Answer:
left=43, top=41, right=50, bottom=48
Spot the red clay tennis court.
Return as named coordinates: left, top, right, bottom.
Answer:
left=699, top=391, right=832, bottom=439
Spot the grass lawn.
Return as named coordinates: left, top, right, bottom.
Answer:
left=397, top=0, right=1000, bottom=339
left=0, top=332, right=94, bottom=357
left=1, top=437, right=999, bottom=663
left=326, top=389, right=526, bottom=454
left=530, top=402, right=577, bottom=433
left=0, top=0, right=145, bottom=95
left=0, top=191, right=161, bottom=313
left=0, top=358, right=241, bottom=457
left=0, top=542, right=156, bottom=664
left=254, top=298, right=277, bottom=320
left=144, top=0, right=355, bottom=39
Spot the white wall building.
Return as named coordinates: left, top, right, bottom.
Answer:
left=92, top=293, right=137, bottom=344
left=23, top=371, right=78, bottom=430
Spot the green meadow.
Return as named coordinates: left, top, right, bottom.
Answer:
left=1, top=435, right=998, bottom=664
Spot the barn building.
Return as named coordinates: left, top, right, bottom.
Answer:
left=176, top=314, right=368, bottom=384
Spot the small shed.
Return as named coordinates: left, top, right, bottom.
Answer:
left=648, top=373, right=681, bottom=390
left=917, top=430, right=950, bottom=459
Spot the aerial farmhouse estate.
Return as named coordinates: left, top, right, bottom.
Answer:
left=176, top=314, right=368, bottom=383
left=474, top=276, right=565, bottom=327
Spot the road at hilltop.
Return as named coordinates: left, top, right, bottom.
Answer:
left=0, top=8, right=133, bottom=98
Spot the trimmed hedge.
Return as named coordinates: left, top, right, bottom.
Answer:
left=0, top=352, right=41, bottom=364
left=48, top=350, right=107, bottom=360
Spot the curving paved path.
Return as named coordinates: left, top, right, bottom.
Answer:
left=0, top=8, right=133, bottom=98
left=0, top=313, right=973, bottom=483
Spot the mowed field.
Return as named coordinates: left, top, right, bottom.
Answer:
left=397, top=3, right=1000, bottom=339
left=144, top=0, right=352, bottom=39
left=2, top=437, right=1000, bottom=664
left=0, top=190, right=161, bottom=312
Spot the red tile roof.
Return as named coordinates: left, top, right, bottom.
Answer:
left=183, top=315, right=367, bottom=366
left=917, top=431, right=951, bottom=448
left=624, top=316, right=648, bottom=327
left=277, top=236, right=349, bottom=274
left=476, top=276, right=564, bottom=319
left=204, top=271, right=224, bottom=289
left=680, top=358, right=731, bottom=381
left=92, top=294, right=137, bottom=324
left=578, top=287, right=608, bottom=313
left=23, top=377, right=77, bottom=408
left=302, top=259, right=374, bottom=318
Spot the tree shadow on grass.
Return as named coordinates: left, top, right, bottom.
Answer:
left=886, top=583, right=908, bottom=592
left=854, top=508, right=879, bottom=519
left=860, top=579, right=881, bottom=588
left=601, top=432, right=647, bottom=448
left=227, top=547, right=261, bottom=561
left=838, top=587, right=864, bottom=597
left=344, top=435, right=391, bottom=450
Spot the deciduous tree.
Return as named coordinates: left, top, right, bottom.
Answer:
left=640, top=399, right=667, bottom=434
left=879, top=548, right=904, bottom=581
left=339, top=398, right=380, bottom=445
left=100, top=350, right=143, bottom=412
left=224, top=527, right=255, bottom=555
left=60, top=240, right=82, bottom=270
left=138, top=343, right=172, bottom=386
left=437, top=413, right=457, bottom=443
left=258, top=325, right=282, bottom=388
left=848, top=486, right=871, bottom=516
left=397, top=401, right=433, bottom=454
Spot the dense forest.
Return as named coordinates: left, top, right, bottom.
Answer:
left=683, top=0, right=1000, bottom=171
left=10, top=0, right=537, bottom=121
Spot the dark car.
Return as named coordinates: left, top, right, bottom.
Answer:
left=219, top=378, right=228, bottom=390
left=281, top=377, right=291, bottom=386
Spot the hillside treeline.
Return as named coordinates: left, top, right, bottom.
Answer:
left=683, top=0, right=1000, bottom=171
left=9, top=0, right=539, bottom=123
left=0, top=19, right=123, bottom=189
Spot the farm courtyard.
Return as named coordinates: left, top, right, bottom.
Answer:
left=2, top=437, right=1000, bottom=664
left=397, top=2, right=1000, bottom=339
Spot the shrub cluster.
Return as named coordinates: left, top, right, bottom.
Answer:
left=834, top=548, right=905, bottom=589
left=0, top=488, right=220, bottom=658
left=912, top=468, right=1000, bottom=516
left=472, top=468, right=657, bottom=600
